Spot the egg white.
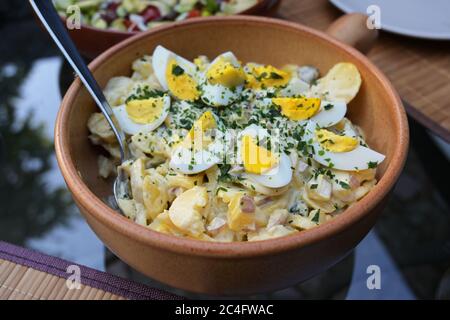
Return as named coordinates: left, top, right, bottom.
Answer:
left=170, top=147, right=220, bottom=174
left=243, top=153, right=293, bottom=189
left=310, top=100, right=347, bottom=128
left=304, top=120, right=385, bottom=171
left=112, top=95, right=170, bottom=135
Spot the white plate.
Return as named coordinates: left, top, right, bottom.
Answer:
left=330, top=0, right=450, bottom=40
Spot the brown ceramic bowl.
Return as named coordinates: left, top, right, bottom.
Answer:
left=56, top=15, right=408, bottom=295
left=62, top=0, right=280, bottom=59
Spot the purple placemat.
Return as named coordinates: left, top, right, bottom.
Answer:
left=0, top=241, right=182, bottom=300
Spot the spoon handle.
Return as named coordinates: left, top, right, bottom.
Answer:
left=29, top=0, right=130, bottom=161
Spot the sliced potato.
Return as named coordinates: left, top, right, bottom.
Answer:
left=168, top=186, right=208, bottom=237
left=148, top=210, right=183, bottom=236
left=312, top=62, right=362, bottom=103
left=247, top=225, right=296, bottom=241
left=143, top=170, right=169, bottom=220
left=302, top=191, right=336, bottom=214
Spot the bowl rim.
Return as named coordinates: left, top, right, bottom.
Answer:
left=56, top=15, right=409, bottom=259
left=60, top=0, right=276, bottom=36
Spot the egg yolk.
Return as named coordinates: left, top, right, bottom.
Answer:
left=315, top=129, right=358, bottom=152
left=241, top=135, right=279, bottom=174
left=272, top=97, right=321, bottom=120
left=180, top=111, right=217, bottom=152
left=166, top=59, right=200, bottom=101
left=245, top=65, right=291, bottom=90
left=188, top=111, right=217, bottom=139
left=125, top=97, right=165, bottom=124
left=206, top=57, right=246, bottom=88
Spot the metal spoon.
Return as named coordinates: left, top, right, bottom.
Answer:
left=30, top=0, right=131, bottom=211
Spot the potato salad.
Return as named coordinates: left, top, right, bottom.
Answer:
left=87, top=46, right=385, bottom=242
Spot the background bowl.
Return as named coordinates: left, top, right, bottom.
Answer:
left=61, top=0, right=281, bottom=59
left=56, top=16, right=408, bottom=295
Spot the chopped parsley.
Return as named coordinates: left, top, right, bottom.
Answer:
left=218, top=164, right=232, bottom=182
left=311, top=211, right=320, bottom=223
left=269, top=72, right=283, bottom=79
left=339, top=181, right=351, bottom=189
left=215, top=186, right=228, bottom=195
left=126, top=86, right=164, bottom=102
left=368, top=161, right=378, bottom=169
left=172, top=65, right=185, bottom=76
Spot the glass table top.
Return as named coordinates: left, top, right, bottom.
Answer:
left=0, top=4, right=448, bottom=300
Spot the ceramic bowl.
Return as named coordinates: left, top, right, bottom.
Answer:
left=61, top=0, right=281, bottom=58
left=56, top=15, right=408, bottom=295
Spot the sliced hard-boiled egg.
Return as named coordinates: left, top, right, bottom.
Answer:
left=112, top=95, right=170, bottom=135
left=243, top=153, right=293, bottom=189
left=237, top=125, right=293, bottom=188
left=245, top=64, right=291, bottom=90
left=303, top=121, right=385, bottom=171
left=170, top=148, right=220, bottom=175
left=206, top=52, right=246, bottom=87
left=310, top=62, right=362, bottom=103
left=169, top=111, right=221, bottom=174
left=152, top=45, right=200, bottom=101
left=310, top=101, right=347, bottom=128
left=315, top=129, right=358, bottom=152
left=272, top=97, right=321, bottom=121
left=201, top=52, right=246, bottom=107
left=241, top=135, right=279, bottom=174
left=272, top=97, right=346, bottom=127
left=186, top=110, right=217, bottom=143
left=340, top=117, right=360, bottom=138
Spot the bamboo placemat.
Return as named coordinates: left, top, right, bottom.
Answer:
left=276, top=0, right=450, bottom=142
left=0, top=241, right=181, bottom=300
left=0, top=259, right=127, bottom=300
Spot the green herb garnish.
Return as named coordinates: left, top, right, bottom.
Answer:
left=269, top=72, right=283, bottom=80
left=311, top=210, right=320, bottom=223
left=339, top=181, right=351, bottom=189
left=172, top=65, right=185, bottom=76
left=324, top=104, right=333, bottom=110
left=368, top=161, right=378, bottom=169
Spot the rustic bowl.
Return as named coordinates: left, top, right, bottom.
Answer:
left=55, top=15, right=409, bottom=295
left=62, top=0, right=281, bottom=59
